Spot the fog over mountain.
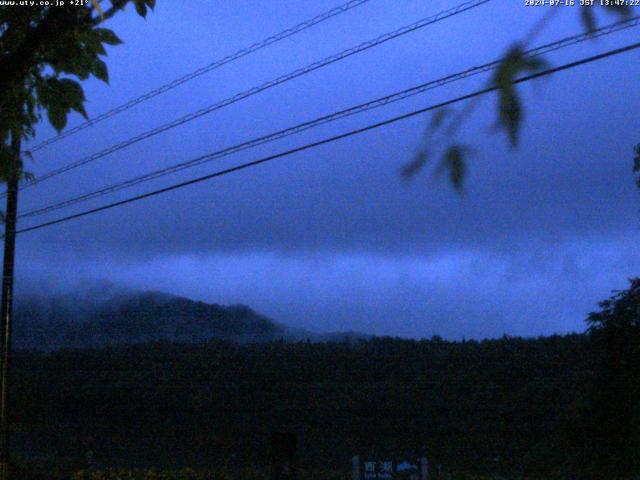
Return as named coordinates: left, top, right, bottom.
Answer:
left=13, top=282, right=369, bottom=350
left=12, top=0, right=640, bottom=341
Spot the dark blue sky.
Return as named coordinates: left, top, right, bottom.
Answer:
left=13, top=0, right=640, bottom=338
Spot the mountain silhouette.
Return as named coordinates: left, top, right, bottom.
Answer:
left=13, top=285, right=371, bottom=350
left=14, top=287, right=285, bottom=350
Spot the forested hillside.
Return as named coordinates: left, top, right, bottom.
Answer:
left=13, top=290, right=285, bottom=349
left=13, top=289, right=370, bottom=349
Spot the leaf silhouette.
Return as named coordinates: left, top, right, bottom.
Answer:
left=401, top=151, right=429, bottom=180
left=439, top=144, right=470, bottom=192
left=580, top=4, right=631, bottom=33
left=36, top=78, right=88, bottom=132
left=581, top=7, right=596, bottom=33
left=430, top=108, right=451, bottom=131
left=492, top=46, right=546, bottom=147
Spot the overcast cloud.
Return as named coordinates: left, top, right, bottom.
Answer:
left=10, top=0, right=640, bottom=338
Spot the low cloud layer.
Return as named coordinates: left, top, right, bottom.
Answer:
left=9, top=1, right=640, bottom=340
left=17, top=232, right=640, bottom=339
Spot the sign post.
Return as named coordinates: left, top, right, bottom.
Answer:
left=354, top=455, right=429, bottom=480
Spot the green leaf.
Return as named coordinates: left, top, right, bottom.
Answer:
left=580, top=4, right=631, bottom=33
left=132, top=0, right=148, bottom=17
left=65, top=48, right=96, bottom=80
left=47, top=100, right=68, bottom=132
left=430, top=108, right=451, bottom=131
left=580, top=7, right=596, bottom=33
left=500, top=86, right=520, bottom=147
left=58, top=79, right=88, bottom=118
left=0, top=0, right=147, bottom=153
left=401, top=151, right=428, bottom=179
left=82, top=30, right=107, bottom=56
left=492, top=46, right=547, bottom=147
left=439, top=145, right=469, bottom=192
left=95, top=28, right=123, bottom=46
left=37, top=77, right=88, bottom=132
left=93, top=59, right=109, bottom=83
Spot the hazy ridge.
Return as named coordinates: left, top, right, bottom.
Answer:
left=14, top=286, right=370, bottom=350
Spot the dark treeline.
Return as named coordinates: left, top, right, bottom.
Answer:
left=9, top=333, right=622, bottom=478
left=9, top=278, right=640, bottom=478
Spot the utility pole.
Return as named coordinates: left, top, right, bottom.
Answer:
left=0, top=131, right=21, bottom=480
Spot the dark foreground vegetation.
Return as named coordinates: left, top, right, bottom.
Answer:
left=6, top=279, right=639, bottom=479
left=8, top=331, right=638, bottom=479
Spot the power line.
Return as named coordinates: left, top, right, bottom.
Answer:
left=25, top=0, right=375, bottom=154
left=14, top=0, right=493, bottom=195
left=13, top=40, right=640, bottom=237
left=17, top=17, right=640, bottom=220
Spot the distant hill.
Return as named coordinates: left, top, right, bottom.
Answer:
left=13, top=286, right=370, bottom=350
left=14, top=288, right=285, bottom=350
